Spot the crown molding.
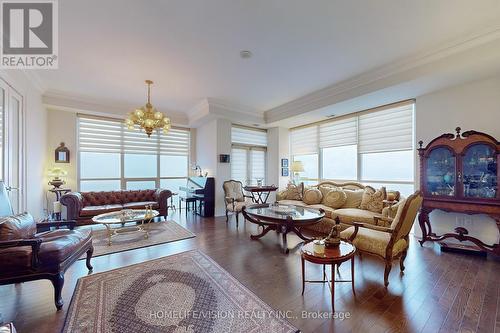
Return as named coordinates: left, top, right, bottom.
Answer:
left=188, top=97, right=265, bottom=127
left=43, top=90, right=189, bottom=126
left=265, top=24, right=500, bottom=123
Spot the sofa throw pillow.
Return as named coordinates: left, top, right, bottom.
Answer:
left=360, top=186, right=386, bottom=213
left=342, top=189, right=364, bottom=208
left=303, top=188, right=323, bottom=205
left=323, top=189, right=347, bottom=209
left=318, top=185, right=336, bottom=198
left=285, top=183, right=304, bottom=200
left=382, top=197, right=405, bottom=219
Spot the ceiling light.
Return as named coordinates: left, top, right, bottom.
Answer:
left=125, top=80, right=171, bottom=137
left=240, top=50, right=252, bottom=59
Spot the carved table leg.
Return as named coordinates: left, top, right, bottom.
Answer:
left=250, top=225, right=275, bottom=240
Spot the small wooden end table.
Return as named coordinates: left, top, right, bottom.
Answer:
left=243, top=185, right=278, bottom=204
left=301, top=240, right=356, bottom=311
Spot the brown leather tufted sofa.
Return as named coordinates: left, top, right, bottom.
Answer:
left=60, top=189, right=172, bottom=226
left=0, top=213, right=93, bottom=310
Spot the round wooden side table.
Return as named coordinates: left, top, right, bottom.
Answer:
left=301, top=240, right=356, bottom=311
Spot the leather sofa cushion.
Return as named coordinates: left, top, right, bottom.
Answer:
left=80, top=204, right=123, bottom=217
left=0, top=213, right=36, bottom=241
left=121, top=190, right=156, bottom=203
left=82, top=191, right=123, bottom=206
left=0, top=246, right=32, bottom=271
left=123, top=201, right=158, bottom=209
left=37, top=229, right=92, bottom=265
left=331, top=208, right=383, bottom=226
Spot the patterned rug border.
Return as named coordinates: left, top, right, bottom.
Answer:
left=78, top=220, right=196, bottom=259
left=63, top=249, right=300, bottom=333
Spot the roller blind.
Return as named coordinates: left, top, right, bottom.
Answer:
left=78, top=116, right=122, bottom=153
left=290, top=126, right=318, bottom=155
left=319, top=117, right=357, bottom=148
left=231, top=126, right=267, bottom=147
left=78, top=115, right=190, bottom=155
left=231, top=147, right=247, bottom=184
left=251, top=150, right=266, bottom=181
left=358, top=103, right=414, bottom=153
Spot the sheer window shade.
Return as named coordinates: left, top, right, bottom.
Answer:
left=231, top=126, right=267, bottom=147
left=319, top=117, right=357, bottom=148
left=290, top=126, right=318, bottom=155
left=78, top=115, right=189, bottom=156
left=231, top=147, right=247, bottom=183
left=358, top=103, right=413, bottom=153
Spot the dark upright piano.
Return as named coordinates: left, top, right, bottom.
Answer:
left=179, top=177, right=215, bottom=217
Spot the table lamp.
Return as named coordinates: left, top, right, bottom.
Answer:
left=290, top=161, right=304, bottom=184
left=48, top=167, right=68, bottom=189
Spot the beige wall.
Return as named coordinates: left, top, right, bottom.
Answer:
left=46, top=109, right=77, bottom=192
left=415, top=75, right=500, bottom=244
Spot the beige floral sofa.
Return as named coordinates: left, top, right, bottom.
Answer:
left=276, top=181, right=402, bottom=234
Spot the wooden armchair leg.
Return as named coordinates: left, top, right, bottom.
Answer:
left=400, top=250, right=407, bottom=272
left=225, top=210, right=229, bottom=223
left=50, top=272, right=65, bottom=310
left=384, top=261, right=392, bottom=287
left=86, top=245, right=94, bottom=272
left=235, top=212, right=239, bottom=228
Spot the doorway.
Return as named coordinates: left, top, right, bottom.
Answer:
left=0, top=78, right=25, bottom=214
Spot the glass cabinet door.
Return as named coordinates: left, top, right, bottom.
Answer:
left=462, top=144, right=497, bottom=199
left=425, top=147, right=456, bottom=196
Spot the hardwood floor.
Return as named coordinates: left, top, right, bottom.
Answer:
left=1, top=211, right=499, bottom=333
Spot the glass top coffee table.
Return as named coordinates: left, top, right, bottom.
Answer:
left=92, top=209, right=159, bottom=246
left=242, top=203, right=325, bottom=253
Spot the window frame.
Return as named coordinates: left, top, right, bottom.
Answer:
left=290, top=101, right=415, bottom=193
left=77, top=115, right=190, bottom=192
left=230, top=125, right=268, bottom=185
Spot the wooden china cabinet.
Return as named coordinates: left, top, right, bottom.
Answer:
left=418, top=127, right=500, bottom=255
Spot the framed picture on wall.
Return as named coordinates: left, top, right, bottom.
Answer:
left=281, top=158, right=289, bottom=168
left=281, top=167, right=289, bottom=177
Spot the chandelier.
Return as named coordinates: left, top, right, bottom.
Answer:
left=125, top=80, right=171, bottom=137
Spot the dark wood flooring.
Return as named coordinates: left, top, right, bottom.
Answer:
left=1, top=211, right=499, bottom=333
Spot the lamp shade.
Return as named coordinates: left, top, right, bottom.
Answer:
left=48, top=167, right=68, bottom=178
left=290, top=161, right=304, bottom=172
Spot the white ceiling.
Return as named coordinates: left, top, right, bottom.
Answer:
left=38, top=0, right=500, bottom=122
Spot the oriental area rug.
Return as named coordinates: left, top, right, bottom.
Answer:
left=64, top=250, right=299, bottom=333
left=81, top=221, right=195, bottom=258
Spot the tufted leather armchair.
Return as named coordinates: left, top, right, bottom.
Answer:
left=0, top=213, right=93, bottom=310
left=61, top=189, right=172, bottom=226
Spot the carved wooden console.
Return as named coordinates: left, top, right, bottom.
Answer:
left=418, top=127, right=500, bottom=255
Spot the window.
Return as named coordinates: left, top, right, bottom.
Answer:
left=78, top=115, right=190, bottom=192
left=289, top=101, right=415, bottom=196
left=231, top=126, right=267, bottom=185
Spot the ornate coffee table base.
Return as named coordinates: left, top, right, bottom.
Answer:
left=250, top=221, right=311, bottom=254
left=92, top=210, right=159, bottom=246
left=103, top=221, right=152, bottom=246
left=242, top=204, right=324, bottom=254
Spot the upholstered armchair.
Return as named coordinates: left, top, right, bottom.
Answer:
left=341, top=191, right=423, bottom=287
left=222, top=180, right=253, bottom=227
